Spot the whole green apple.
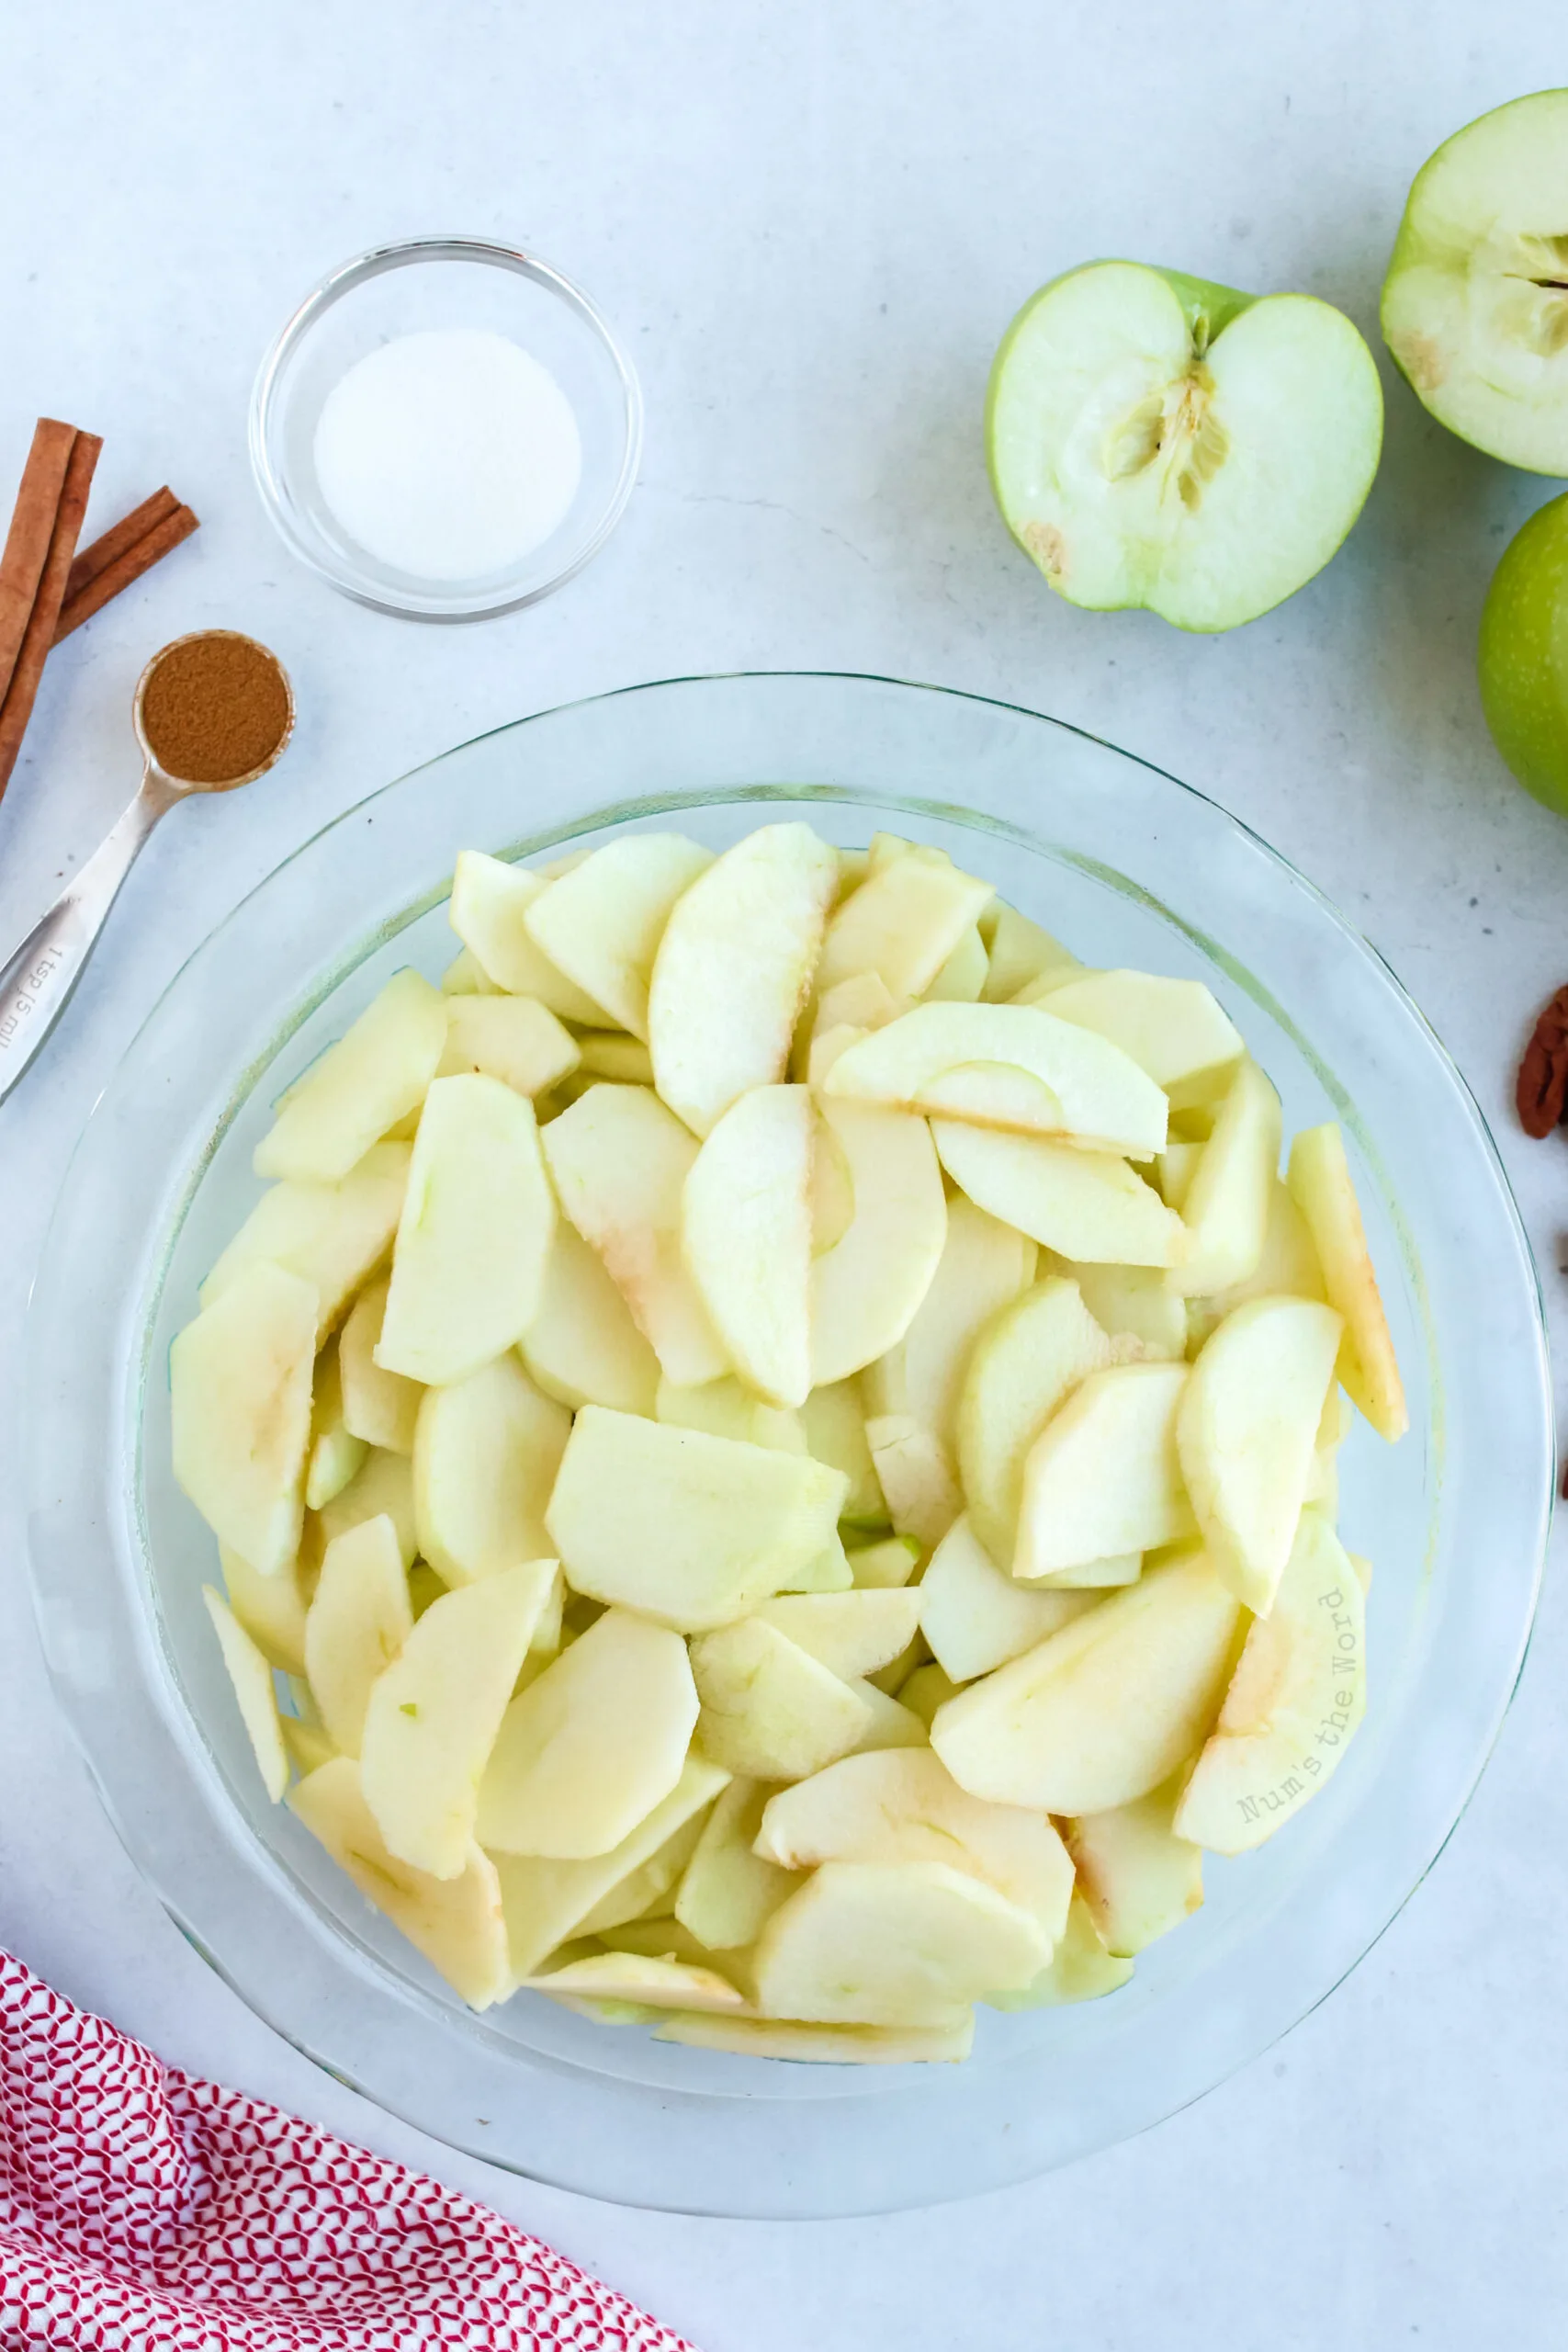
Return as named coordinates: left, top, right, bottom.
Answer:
left=1478, top=491, right=1568, bottom=814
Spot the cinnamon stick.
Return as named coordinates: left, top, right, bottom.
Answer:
left=0, top=427, right=101, bottom=800
left=53, top=500, right=199, bottom=642
left=0, top=418, right=78, bottom=706
left=62, top=485, right=180, bottom=605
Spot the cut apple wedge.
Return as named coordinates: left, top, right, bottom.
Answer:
left=656, top=1375, right=804, bottom=1453
left=546, top=1408, right=848, bottom=1631
left=818, top=846, right=994, bottom=1001
left=863, top=1414, right=963, bottom=1550
left=440, top=994, right=580, bottom=1097
left=173, top=1261, right=317, bottom=1577
left=753, top=1589, right=925, bottom=1680
left=933, top=1123, right=1185, bottom=1267
left=981, top=904, right=1080, bottom=1001
left=440, top=946, right=500, bottom=997
left=984, top=1891, right=1134, bottom=2010
left=1168, top=1057, right=1280, bottom=1297
left=359, top=1556, right=560, bottom=1878
left=847, top=1534, right=921, bottom=1589
left=1176, top=1510, right=1367, bottom=1854
left=477, top=1608, right=697, bottom=1858
left=752, top=1859, right=1048, bottom=2028
left=1043, top=969, right=1243, bottom=1095
left=809, top=1098, right=947, bottom=1386
left=254, top=967, right=448, bottom=1184
left=571, top=1813, right=713, bottom=1939
left=654, top=2011, right=974, bottom=2064
left=289, top=1756, right=511, bottom=2009
left=412, top=1354, right=570, bottom=1585
left=522, top=833, right=712, bottom=1040
left=861, top=1191, right=1037, bottom=1444
left=757, top=1747, right=1075, bottom=1942
left=302, top=1512, right=413, bottom=1758
left=799, top=1381, right=886, bottom=1525
left=925, top=924, right=988, bottom=1003
left=576, top=1033, right=655, bottom=1084
left=674, top=1779, right=801, bottom=1951
left=1184, top=1176, right=1326, bottom=1351
left=200, top=1144, right=411, bottom=1342
left=202, top=1586, right=288, bottom=1802
left=1287, top=1123, right=1407, bottom=1442
left=919, top=1513, right=1095, bottom=1683
left=956, top=1276, right=1113, bottom=1567
left=220, top=1544, right=310, bottom=1679
left=540, top=1083, right=728, bottom=1386
left=377, top=1075, right=556, bottom=1385
left=1068, top=1261, right=1188, bottom=1361
left=1015, top=1360, right=1194, bottom=1580
left=682, top=1084, right=814, bottom=1408
left=648, top=821, right=839, bottom=1137
left=448, top=851, right=612, bottom=1023
left=690, top=1618, right=875, bottom=1781
left=526, top=1951, right=746, bottom=2015
left=1066, top=1768, right=1204, bottom=1957
left=519, top=1216, right=662, bottom=1417
left=338, top=1277, right=422, bottom=1453
left=931, top=1545, right=1241, bottom=1813
left=304, top=1341, right=366, bottom=1512
left=1178, top=1295, right=1344, bottom=1614
left=825, top=1001, right=1168, bottom=1154
left=315, top=1444, right=417, bottom=1568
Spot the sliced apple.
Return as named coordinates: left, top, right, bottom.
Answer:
left=540, top=1083, right=728, bottom=1385
left=358, top=1556, right=559, bottom=1877
left=202, top=1585, right=288, bottom=1802
left=656, top=1375, right=804, bottom=1453
left=1184, top=1175, right=1326, bottom=1351
left=674, top=1778, right=801, bottom=1950
left=799, top=1381, right=886, bottom=1525
left=303, top=1341, right=366, bottom=1511
left=1287, top=1122, right=1407, bottom=1441
left=1044, top=969, right=1243, bottom=1099
left=846, top=1533, right=922, bottom=1589
left=809, top=1099, right=947, bottom=1386
left=1167, top=1057, right=1280, bottom=1297
left=863, top=1413, right=963, bottom=1549
left=220, top=1544, right=310, bottom=1678
left=411, top=1353, right=570, bottom=1587
left=448, top=850, right=611, bottom=1023
left=1015, top=1360, right=1193, bottom=1579
left=200, top=1144, right=411, bottom=1341
left=546, top=1408, right=848, bottom=1631
left=818, top=845, right=994, bottom=1002
left=778, top=1532, right=856, bottom=1595
left=440, top=994, right=580, bottom=1096
left=172, top=1261, right=317, bottom=1577
left=521, top=833, right=712, bottom=1039
left=517, top=1219, right=660, bottom=1419
left=289, top=1756, right=510, bottom=2008
left=1176, top=1510, right=1367, bottom=1853
left=984, top=1891, right=1134, bottom=2009
left=1179, top=1292, right=1344, bottom=1612
left=576, top=1033, right=656, bottom=1084
left=753, top=1589, right=924, bottom=1680
left=934, top=1124, right=1185, bottom=1267
left=689, top=1618, right=875, bottom=1780
left=337, top=1277, right=422, bottom=1453
left=919, top=1513, right=1095, bottom=1682
left=254, top=968, right=448, bottom=1184
left=931, top=1546, right=1241, bottom=1812
left=315, top=1444, right=417, bottom=1567
left=440, top=945, right=501, bottom=997
left=981, top=904, right=1080, bottom=1001
left=682, top=1084, right=813, bottom=1408
left=924, top=923, right=989, bottom=1003
left=648, top=821, right=839, bottom=1136
left=527, top=1951, right=746, bottom=2014
left=753, top=1860, right=1047, bottom=2027
left=303, top=1513, right=413, bottom=1756
left=826, top=1001, right=1168, bottom=1154
left=571, top=1810, right=714, bottom=1939
left=281, top=1712, right=337, bottom=1778
left=1068, top=1261, right=1188, bottom=1361
left=1066, top=1768, right=1204, bottom=1956
left=861, top=1192, right=1037, bottom=1442
left=899, top=1662, right=961, bottom=1728
left=956, top=1276, right=1113, bottom=1567
left=377, top=1076, right=555, bottom=1385
left=656, top=2011, right=974, bottom=2063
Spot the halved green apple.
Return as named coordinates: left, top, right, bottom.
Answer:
left=987, top=260, right=1382, bottom=631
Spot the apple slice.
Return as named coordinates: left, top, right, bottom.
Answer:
left=440, top=945, right=500, bottom=997
left=899, top=1663, right=960, bottom=1728
left=984, top=1892, right=1134, bottom=2009
left=1287, top=1123, right=1407, bottom=1441
left=1068, top=1262, right=1188, bottom=1361
left=861, top=1192, right=1037, bottom=1442
left=809, top=1098, right=947, bottom=1385
left=689, top=1619, right=875, bottom=1780
left=546, top=1408, right=848, bottom=1631
left=1167, top=1057, right=1280, bottom=1296
left=673, top=1779, right=801, bottom=1950
left=173, top=1261, right=317, bottom=1577
left=1178, top=1295, right=1344, bottom=1614
left=518, top=1220, right=660, bottom=1419
left=337, top=1277, right=422, bottom=1453
left=987, top=259, right=1382, bottom=631
left=1381, top=91, right=1568, bottom=477
left=863, top=1414, right=963, bottom=1550
left=655, top=2011, right=974, bottom=2064
left=925, top=924, right=988, bottom=1002
left=302, top=1513, right=413, bottom=1757
left=540, top=1083, right=728, bottom=1386
left=919, top=1513, right=1095, bottom=1683
left=521, top=833, right=712, bottom=1039
left=289, top=1756, right=511, bottom=2009
left=847, top=1534, right=921, bottom=1589
left=200, top=1144, right=411, bottom=1341
left=281, top=1713, right=337, bottom=1779
left=253, top=968, right=448, bottom=1183
left=220, top=1544, right=310, bottom=1678
left=956, top=1276, right=1113, bottom=1567
left=1015, top=1360, right=1193, bottom=1580
left=1176, top=1510, right=1367, bottom=1853
left=477, top=1609, right=697, bottom=1859
left=648, top=821, right=839, bottom=1137
left=825, top=1001, right=1168, bottom=1154
left=931, top=1546, right=1241, bottom=1813
left=302, top=1340, right=366, bottom=1512
left=440, top=994, right=580, bottom=1096
left=1066, top=1769, right=1204, bottom=1957
left=656, top=1375, right=804, bottom=1453
left=315, top=1444, right=417, bottom=1568
left=358, top=1556, right=559, bottom=1877
left=757, top=1748, right=1074, bottom=1942
left=818, top=846, right=994, bottom=1001
left=682, top=1083, right=814, bottom=1408
left=202, top=1586, right=288, bottom=1802
left=933, top=1123, right=1184, bottom=1267
left=753, top=1589, right=924, bottom=1680
left=1043, top=969, right=1243, bottom=1098
left=526, top=1951, right=746, bottom=2015
left=981, top=905, right=1080, bottom=1001
left=1184, top=1175, right=1326, bottom=1352
left=570, top=1814, right=713, bottom=1939
left=448, top=851, right=612, bottom=1023
left=752, top=1860, right=1047, bottom=2027
left=377, top=1076, right=555, bottom=1385
left=412, top=1353, right=570, bottom=1586
left=799, top=1381, right=886, bottom=1526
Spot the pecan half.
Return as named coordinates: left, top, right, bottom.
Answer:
left=1517, top=986, right=1568, bottom=1138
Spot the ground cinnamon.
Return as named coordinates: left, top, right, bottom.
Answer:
left=139, top=632, right=291, bottom=785
left=1516, top=985, right=1568, bottom=1138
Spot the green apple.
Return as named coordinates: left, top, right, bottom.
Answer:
left=1479, top=490, right=1568, bottom=815
left=1381, top=91, right=1568, bottom=474
left=987, top=260, right=1382, bottom=630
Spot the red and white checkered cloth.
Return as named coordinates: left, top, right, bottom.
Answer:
left=0, top=1948, right=697, bottom=2350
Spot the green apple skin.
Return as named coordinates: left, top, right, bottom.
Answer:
left=1479, top=491, right=1568, bottom=815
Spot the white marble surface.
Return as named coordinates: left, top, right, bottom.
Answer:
left=2, top=3, right=1566, bottom=2344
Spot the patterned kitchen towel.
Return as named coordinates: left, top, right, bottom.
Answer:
left=0, top=1947, right=697, bottom=2350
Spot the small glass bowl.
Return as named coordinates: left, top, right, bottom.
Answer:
left=249, top=237, right=642, bottom=621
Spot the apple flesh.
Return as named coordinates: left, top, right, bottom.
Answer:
left=521, top=832, right=711, bottom=1039
left=302, top=1512, right=413, bottom=1757
left=1066, top=1769, right=1204, bottom=1957
left=752, top=1859, right=1049, bottom=2027
left=654, top=2012, right=974, bottom=2064
left=682, top=1083, right=814, bottom=1408
left=254, top=967, right=447, bottom=1183
left=956, top=1274, right=1113, bottom=1566
left=202, top=1586, right=288, bottom=1802
left=673, top=1778, right=802, bottom=1950
left=199, top=1143, right=411, bottom=1342
left=172, top=1261, right=317, bottom=1578
left=1479, top=489, right=1568, bottom=818
left=933, top=1122, right=1186, bottom=1268
left=919, top=1512, right=1095, bottom=1683
left=1014, top=1361, right=1194, bottom=1580
left=412, top=1354, right=570, bottom=1585
left=1286, top=1123, right=1407, bottom=1441
left=987, top=259, right=1382, bottom=631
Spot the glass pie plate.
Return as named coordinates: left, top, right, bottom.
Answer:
left=25, top=673, right=1552, bottom=2218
